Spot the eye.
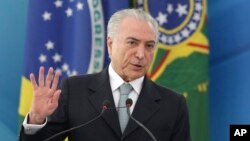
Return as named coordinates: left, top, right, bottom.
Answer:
left=127, top=40, right=137, bottom=47
left=146, top=43, right=155, bottom=49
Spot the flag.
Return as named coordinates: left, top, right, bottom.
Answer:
left=137, top=0, right=209, bottom=141
left=18, top=0, right=130, bottom=130
left=18, top=0, right=209, bottom=140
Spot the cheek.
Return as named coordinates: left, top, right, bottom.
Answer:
left=121, top=48, right=133, bottom=60
left=112, top=46, right=121, bottom=57
left=114, top=48, right=128, bottom=65
left=146, top=52, right=154, bottom=63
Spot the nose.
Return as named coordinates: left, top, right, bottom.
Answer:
left=135, top=45, right=145, bottom=59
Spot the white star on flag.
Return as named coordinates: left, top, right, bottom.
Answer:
left=54, top=0, right=63, bottom=8
left=76, top=2, right=84, bottom=11
left=174, top=34, right=182, bottom=43
left=45, top=40, right=54, bottom=50
left=181, top=29, right=190, bottom=38
left=166, top=4, right=174, bottom=14
left=160, top=34, right=167, bottom=43
left=62, top=63, right=69, bottom=72
left=195, top=3, right=202, bottom=11
left=176, top=4, right=188, bottom=17
left=156, top=12, right=168, bottom=25
left=137, top=0, right=143, bottom=5
left=188, top=22, right=197, bottom=31
left=39, top=54, right=47, bottom=63
left=70, top=70, right=78, bottom=76
left=193, top=13, right=201, bottom=21
left=42, top=11, right=52, bottom=21
left=167, top=37, right=174, bottom=44
left=52, top=53, right=62, bottom=63
left=65, top=8, right=73, bottom=17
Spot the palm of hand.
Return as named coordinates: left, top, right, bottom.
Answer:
left=29, top=67, right=61, bottom=124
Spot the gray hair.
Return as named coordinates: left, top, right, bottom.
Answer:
left=107, top=9, right=159, bottom=41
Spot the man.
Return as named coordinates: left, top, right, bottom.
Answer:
left=19, top=9, right=191, bottom=141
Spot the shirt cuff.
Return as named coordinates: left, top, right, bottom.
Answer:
left=22, top=113, right=47, bottom=135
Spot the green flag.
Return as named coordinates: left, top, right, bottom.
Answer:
left=138, top=0, right=209, bottom=141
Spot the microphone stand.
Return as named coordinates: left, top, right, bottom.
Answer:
left=126, top=99, right=157, bottom=141
left=44, top=100, right=110, bottom=141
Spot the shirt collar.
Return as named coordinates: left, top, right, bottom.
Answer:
left=108, top=64, right=144, bottom=94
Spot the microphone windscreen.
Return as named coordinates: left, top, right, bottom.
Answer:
left=102, top=100, right=111, bottom=110
left=126, top=98, right=133, bottom=107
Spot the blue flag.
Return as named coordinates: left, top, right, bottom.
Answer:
left=19, top=0, right=129, bottom=128
left=24, top=0, right=106, bottom=78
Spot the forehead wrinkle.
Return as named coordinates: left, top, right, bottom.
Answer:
left=126, top=37, right=156, bottom=44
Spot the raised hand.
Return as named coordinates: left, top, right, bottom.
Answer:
left=28, top=66, right=61, bottom=124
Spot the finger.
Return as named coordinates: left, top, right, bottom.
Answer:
left=51, top=71, right=60, bottom=90
left=30, top=73, right=38, bottom=90
left=51, top=90, right=61, bottom=107
left=38, top=66, right=45, bottom=86
left=45, top=67, right=54, bottom=87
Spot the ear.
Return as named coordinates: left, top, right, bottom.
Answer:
left=107, top=36, right=113, bottom=56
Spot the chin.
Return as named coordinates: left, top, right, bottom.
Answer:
left=124, top=69, right=145, bottom=80
left=130, top=73, right=145, bottom=80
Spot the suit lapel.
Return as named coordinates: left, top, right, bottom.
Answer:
left=88, top=68, right=122, bottom=138
left=121, top=77, right=161, bottom=140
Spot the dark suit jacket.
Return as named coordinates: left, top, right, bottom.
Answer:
left=19, top=68, right=191, bottom=141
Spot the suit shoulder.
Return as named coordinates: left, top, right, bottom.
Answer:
left=61, top=70, right=106, bottom=89
left=66, top=72, right=99, bottom=81
left=63, top=71, right=102, bottom=82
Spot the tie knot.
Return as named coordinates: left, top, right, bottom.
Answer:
left=119, top=83, right=133, bottom=95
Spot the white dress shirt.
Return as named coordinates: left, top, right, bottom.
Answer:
left=23, top=64, right=144, bottom=134
left=108, top=64, right=144, bottom=114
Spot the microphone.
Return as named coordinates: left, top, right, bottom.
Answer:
left=44, top=100, right=111, bottom=141
left=126, top=98, right=157, bottom=141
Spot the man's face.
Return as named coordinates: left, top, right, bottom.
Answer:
left=107, top=17, right=157, bottom=82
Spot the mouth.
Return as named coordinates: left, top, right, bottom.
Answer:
left=131, top=63, right=144, bottom=69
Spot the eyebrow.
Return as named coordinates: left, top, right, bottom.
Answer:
left=126, top=37, right=156, bottom=44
